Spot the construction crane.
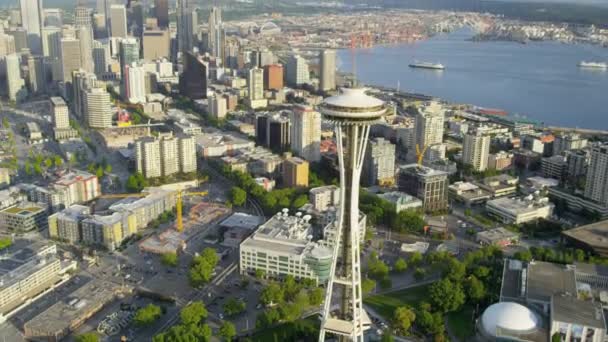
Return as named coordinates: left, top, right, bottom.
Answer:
left=415, top=143, right=429, bottom=166
left=98, top=190, right=208, bottom=232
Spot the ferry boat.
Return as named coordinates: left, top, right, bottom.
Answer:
left=578, top=61, right=608, bottom=69
left=408, top=62, right=445, bottom=70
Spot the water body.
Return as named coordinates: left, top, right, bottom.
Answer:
left=338, top=29, right=608, bottom=129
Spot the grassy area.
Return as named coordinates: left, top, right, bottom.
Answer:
left=446, top=305, right=475, bottom=341
left=248, top=316, right=319, bottom=342
left=363, top=284, right=432, bottom=318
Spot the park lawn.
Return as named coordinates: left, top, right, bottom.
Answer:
left=363, top=284, right=432, bottom=319
left=249, top=316, right=319, bottom=342
left=447, top=304, right=476, bottom=340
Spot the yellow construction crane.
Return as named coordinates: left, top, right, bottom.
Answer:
left=415, top=144, right=429, bottom=166
left=98, top=190, right=208, bottom=232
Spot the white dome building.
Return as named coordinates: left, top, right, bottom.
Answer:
left=479, top=302, right=541, bottom=340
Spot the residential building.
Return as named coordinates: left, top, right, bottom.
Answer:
left=486, top=195, right=554, bottom=224
left=60, top=38, right=82, bottom=83
left=124, top=62, right=146, bottom=104
left=263, top=64, right=283, bottom=90
left=142, top=29, right=170, bottom=60
left=0, top=202, right=47, bottom=232
left=135, top=137, right=161, bottom=178
left=309, top=185, right=340, bottom=212
left=398, top=164, right=448, bottom=212
left=239, top=211, right=333, bottom=283
left=283, top=157, right=309, bottom=188
left=488, top=151, right=514, bottom=170
left=48, top=204, right=91, bottom=243
left=290, top=105, right=321, bottom=162
left=209, top=94, right=227, bottom=119
left=584, top=144, right=608, bottom=206
left=84, top=87, right=113, bottom=128
left=553, top=133, right=587, bottom=156
left=463, top=130, right=491, bottom=172
left=135, top=134, right=197, bottom=178
left=5, top=53, right=26, bottom=102
left=285, top=54, right=309, bottom=86
left=378, top=191, right=423, bottom=213
left=82, top=212, right=136, bottom=250
left=179, top=52, right=207, bottom=99
left=53, top=170, right=100, bottom=205
left=19, top=0, right=43, bottom=54
left=109, top=5, right=127, bottom=38
left=72, top=70, right=98, bottom=119
left=119, top=38, right=139, bottom=79
left=319, top=49, right=336, bottom=91
left=178, top=135, right=197, bottom=174
left=541, top=155, right=567, bottom=180
left=414, top=102, right=444, bottom=161
left=248, top=67, right=264, bottom=101
left=362, top=137, right=396, bottom=186
left=565, top=149, right=589, bottom=178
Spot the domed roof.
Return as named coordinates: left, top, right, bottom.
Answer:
left=481, top=302, right=539, bottom=337
left=323, top=88, right=384, bottom=109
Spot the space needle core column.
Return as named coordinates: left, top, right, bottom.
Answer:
left=318, top=88, right=387, bottom=342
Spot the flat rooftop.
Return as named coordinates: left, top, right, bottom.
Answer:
left=477, top=227, right=519, bottom=241
left=399, top=164, right=448, bottom=178
left=219, top=213, right=264, bottom=231
left=486, top=196, right=553, bottom=214
left=552, top=294, right=605, bottom=329
left=1, top=202, right=46, bottom=216
left=527, top=261, right=577, bottom=303
left=562, top=220, right=608, bottom=249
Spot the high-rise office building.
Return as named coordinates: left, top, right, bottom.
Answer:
left=5, top=53, right=26, bottom=102
left=176, top=0, right=196, bottom=56
left=26, top=55, right=45, bottom=94
left=283, top=157, right=309, bottom=188
left=43, top=8, right=63, bottom=27
left=286, top=54, right=309, bottom=86
left=248, top=67, right=264, bottom=101
left=290, top=105, right=321, bottom=162
left=398, top=164, right=449, bottom=212
left=92, top=40, right=110, bottom=76
left=74, top=7, right=92, bottom=28
left=119, top=38, right=139, bottom=78
left=463, top=129, right=491, bottom=172
left=263, top=64, right=283, bottom=90
left=41, top=26, right=61, bottom=58
left=209, top=94, right=227, bottom=119
left=269, top=115, right=290, bottom=152
left=49, top=96, right=69, bottom=130
left=179, top=51, right=207, bottom=99
left=584, top=144, right=608, bottom=207
left=130, top=1, right=145, bottom=36
left=110, top=5, right=128, bottom=38
left=76, top=26, right=95, bottom=73
left=19, top=0, right=43, bottom=54
left=155, top=0, right=169, bottom=28
left=208, top=7, right=224, bottom=63
left=124, top=62, right=146, bottom=104
left=363, top=137, right=396, bottom=186
left=7, top=27, right=28, bottom=53
left=142, top=29, right=170, bottom=60
left=0, top=30, right=17, bottom=57
left=319, top=49, right=336, bottom=92
left=84, top=87, right=113, bottom=128
left=72, top=70, right=98, bottom=119
left=60, top=38, right=83, bottom=83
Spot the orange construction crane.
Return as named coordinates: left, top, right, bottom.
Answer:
left=98, top=190, right=208, bottom=232
left=415, top=144, right=429, bottom=166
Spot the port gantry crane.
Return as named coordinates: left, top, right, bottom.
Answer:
left=98, top=189, right=208, bottom=232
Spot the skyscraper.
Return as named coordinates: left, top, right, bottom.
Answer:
left=155, top=0, right=169, bottom=28
left=263, top=64, right=283, bottom=90
left=0, top=29, right=17, bottom=57
left=176, top=0, right=196, bottom=57
left=60, top=38, right=83, bottom=82
left=26, top=55, right=45, bottom=94
left=74, top=7, right=92, bottom=28
left=142, top=29, right=170, bottom=60
left=135, top=137, right=161, bottom=178
left=119, top=38, right=139, bottom=78
left=320, top=49, right=336, bottom=92
left=92, top=40, right=110, bottom=77
left=124, top=62, right=146, bottom=104
left=84, top=87, right=113, bottom=128
left=463, top=129, right=491, bottom=172
left=5, top=53, right=27, bottom=102
left=19, top=0, right=43, bottom=54
left=414, top=101, right=445, bottom=160
left=41, top=26, right=62, bottom=58
left=247, top=67, right=264, bottom=101
left=73, top=70, right=98, bottom=119
left=135, top=134, right=197, bottom=178
left=77, top=26, right=95, bottom=73
left=178, top=136, right=197, bottom=174
left=110, top=5, right=128, bottom=38
left=179, top=51, right=207, bottom=99
left=268, top=115, right=290, bottom=153
left=50, top=96, right=69, bottom=129
left=584, top=144, right=608, bottom=207
left=286, top=54, right=310, bottom=86
left=318, top=88, right=388, bottom=341
left=363, top=137, right=396, bottom=186
left=290, top=105, right=321, bottom=162
left=208, top=7, right=224, bottom=63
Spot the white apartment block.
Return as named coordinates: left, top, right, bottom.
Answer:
left=463, top=131, right=491, bottom=172
left=50, top=97, right=69, bottom=129
left=309, top=185, right=340, bottom=212
left=84, top=87, right=113, bottom=128
left=124, top=63, right=146, bottom=104
left=290, top=105, right=321, bottom=162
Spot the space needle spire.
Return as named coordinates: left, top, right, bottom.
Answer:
left=318, top=88, right=388, bottom=342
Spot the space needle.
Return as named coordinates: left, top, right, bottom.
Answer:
left=318, top=88, right=388, bottom=342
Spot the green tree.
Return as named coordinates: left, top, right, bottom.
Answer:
left=255, top=268, right=266, bottom=279
left=552, top=332, right=562, bottom=342
left=465, top=276, right=486, bottom=303
left=126, top=172, right=148, bottom=193
left=256, top=308, right=281, bottom=328
left=414, top=267, right=426, bottom=281
left=393, top=209, right=425, bottom=233
left=393, top=306, right=416, bottom=335
left=75, top=333, right=99, bottom=342
left=279, top=302, right=303, bottom=322
left=2, top=117, right=9, bottom=129
left=180, top=301, right=208, bottom=325
left=44, top=158, right=53, bottom=169
left=409, top=251, right=423, bottom=266
left=0, top=237, right=12, bottom=250
left=230, top=187, right=247, bottom=206
left=223, top=298, right=246, bottom=316
left=292, top=194, right=308, bottom=209
left=96, top=166, right=104, bottom=178
left=416, top=309, right=444, bottom=335
left=33, top=163, right=42, bottom=175
left=309, top=287, right=324, bottom=306
left=379, top=277, right=392, bottom=290
left=514, top=249, right=533, bottom=262
left=429, top=279, right=466, bottom=313
left=134, top=304, right=162, bottom=326
left=362, top=278, right=376, bottom=294
left=368, top=253, right=389, bottom=280
left=218, top=321, right=236, bottom=341
left=260, top=282, right=284, bottom=306
left=153, top=323, right=212, bottom=342
left=24, top=161, right=32, bottom=175
left=54, top=155, right=63, bottom=167
left=189, top=248, right=219, bottom=287
left=161, top=252, right=178, bottom=267
left=394, top=258, right=408, bottom=272
left=380, top=332, right=395, bottom=342
left=105, top=164, right=112, bottom=173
